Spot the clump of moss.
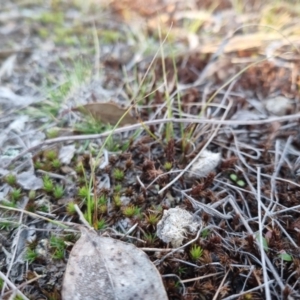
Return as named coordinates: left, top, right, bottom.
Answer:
left=5, top=173, right=17, bottom=186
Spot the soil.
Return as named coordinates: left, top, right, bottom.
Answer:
left=0, top=1, right=300, bottom=300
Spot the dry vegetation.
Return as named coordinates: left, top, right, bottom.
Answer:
left=1, top=0, right=300, bottom=299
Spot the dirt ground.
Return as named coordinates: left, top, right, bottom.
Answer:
left=1, top=1, right=300, bottom=299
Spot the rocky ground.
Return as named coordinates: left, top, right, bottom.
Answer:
left=0, top=1, right=300, bottom=299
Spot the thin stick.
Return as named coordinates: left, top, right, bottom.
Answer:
left=74, top=204, right=93, bottom=229
left=4, top=113, right=300, bottom=170
left=181, top=272, right=223, bottom=283
left=257, top=167, right=271, bottom=300
left=222, top=280, right=274, bottom=300
left=0, top=271, right=30, bottom=300
left=212, top=269, right=230, bottom=300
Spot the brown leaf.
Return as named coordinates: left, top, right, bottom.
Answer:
left=62, top=228, right=168, bottom=300
left=74, top=102, right=137, bottom=126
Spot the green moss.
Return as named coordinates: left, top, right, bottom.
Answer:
left=53, top=185, right=64, bottom=199
left=97, top=219, right=107, bottom=230
left=78, top=186, right=90, bottom=198
left=66, top=202, right=76, bottom=215
left=46, top=128, right=60, bottom=139
left=190, top=244, right=203, bottom=261
left=163, top=161, right=172, bottom=171
left=5, top=173, right=17, bottom=186
left=43, top=175, right=54, bottom=193
left=99, top=29, right=124, bottom=43
left=38, top=12, right=64, bottom=25
left=52, top=159, right=61, bottom=169
left=34, top=161, right=43, bottom=170
left=113, top=194, right=122, bottom=208
left=50, top=235, right=66, bottom=259
left=113, top=169, right=125, bottom=181
left=145, top=213, right=160, bottom=226
left=28, top=190, right=36, bottom=200
left=98, top=195, right=107, bottom=205
left=25, top=248, right=38, bottom=264
left=114, top=184, right=122, bottom=193
left=10, top=188, right=22, bottom=202
left=143, top=233, right=157, bottom=245
left=38, top=28, right=49, bottom=38
left=122, top=205, right=140, bottom=218
left=44, top=150, right=57, bottom=161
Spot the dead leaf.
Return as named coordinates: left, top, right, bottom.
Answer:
left=188, top=150, right=221, bottom=178
left=74, top=102, right=137, bottom=126
left=62, top=228, right=168, bottom=300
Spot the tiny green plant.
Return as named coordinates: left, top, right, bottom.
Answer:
left=143, top=233, right=157, bottom=245
left=50, top=235, right=65, bottom=249
left=43, top=175, right=54, bottom=192
left=98, top=195, right=107, bottom=205
left=113, top=195, right=122, bottom=208
left=25, top=248, right=38, bottom=264
left=0, top=200, right=17, bottom=208
left=229, top=173, right=246, bottom=187
left=255, top=233, right=269, bottom=252
left=46, top=128, right=59, bottom=139
left=163, top=161, right=172, bottom=171
left=53, top=185, right=64, bottom=199
left=145, top=213, right=160, bottom=226
left=78, top=186, right=90, bottom=199
left=113, top=169, right=125, bottom=181
left=10, top=188, right=22, bottom=202
left=44, top=150, right=57, bottom=161
left=242, top=293, right=253, bottom=300
left=66, top=202, right=76, bottom=215
left=50, top=235, right=66, bottom=259
left=114, top=184, right=122, bottom=193
left=28, top=190, right=36, bottom=200
left=5, top=173, right=17, bottom=186
left=177, top=266, right=187, bottom=276
left=98, top=204, right=107, bottom=214
left=39, top=205, right=49, bottom=213
left=97, top=219, right=107, bottom=230
left=0, top=221, right=14, bottom=230
left=53, top=247, right=65, bottom=260
left=34, top=161, right=43, bottom=170
left=190, top=244, right=203, bottom=261
left=0, top=278, right=3, bottom=289
left=74, top=118, right=105, bottom=134
left=229, top=173, right=238, bottom=182
left=122, top=205, right=140, bottom=218
left=201, top=229, right=210, bottom=238
left=236, top=179, right=246, bottom=187
left=52, top=159, right=61, bottom=169
left=278, top=251, right=293, bottom=262
left=75, top=162, right=84, bottom=174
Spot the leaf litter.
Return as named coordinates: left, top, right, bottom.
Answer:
left=0, top=1, right=300, bottom=300
left=62, top=227, right=168, bottom=300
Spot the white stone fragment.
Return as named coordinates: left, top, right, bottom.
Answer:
left=188, top=150, right=221, bottom=178
left=264, top=96, right=292, bottom=116
left=156, top=207, right=199, bottom=248
left=17, top=171, right=43, bottom=190
left=59, top=145, right=76, bottom=164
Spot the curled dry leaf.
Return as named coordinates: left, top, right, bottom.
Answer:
left=73, top=101, right=137, bottom=126
left=62, top=227, right=168, bottom=300
left=188, top=150, right=221, bottom=178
